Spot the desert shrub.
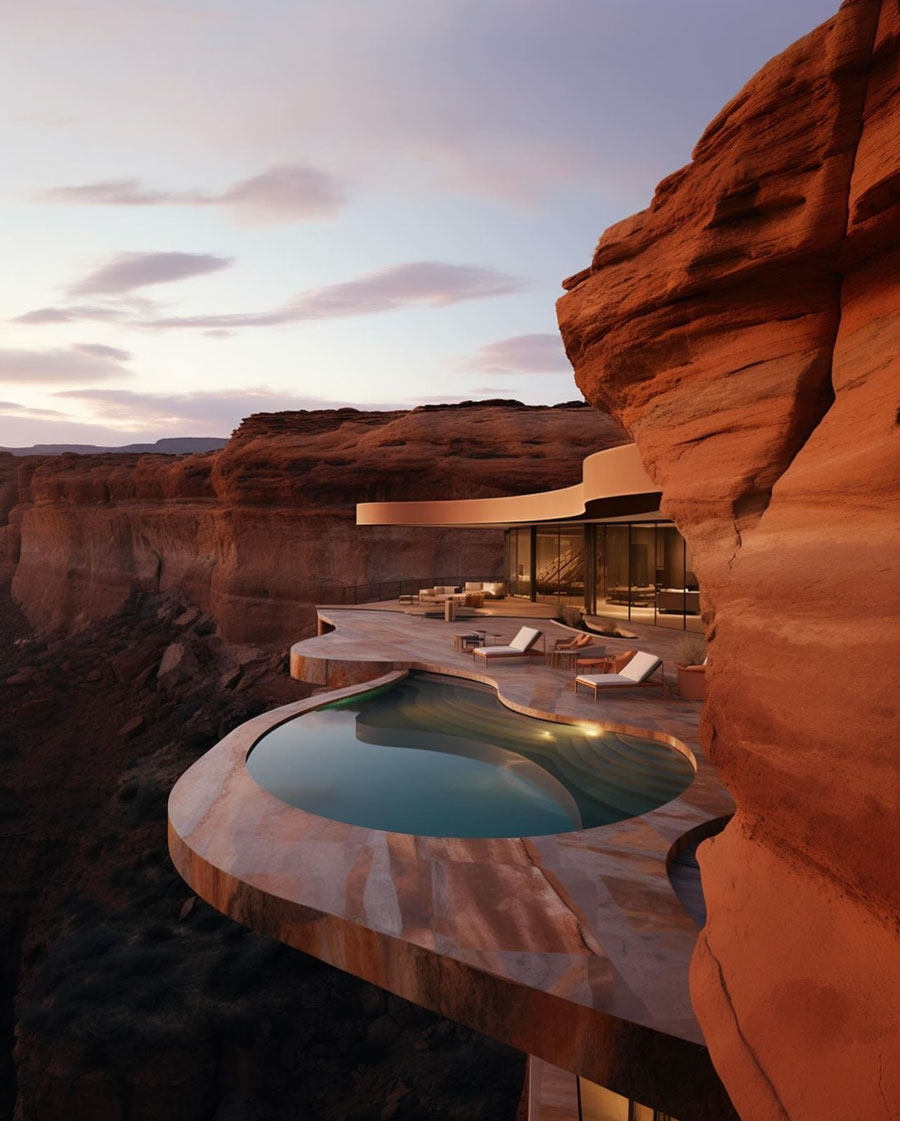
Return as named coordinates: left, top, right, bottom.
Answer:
left=215, top=1008, right=257, bottom=1047
left=111, top=942, right=175, bottom=979
left=140, top=923, right=173, bottom=943
left=127, top=975, right=169, bottom=1012
left=79, top=1038, right=109, bottom=1070
left=124, top=782, right=167, bottom=828
left=675, top=636, right=707, bottom=666
left=76, top=972, right=123, bottom=1005
left=552, top=605, right=584, bottom=629
left=0, top=785, right=23, bottom=820
left=209, top=939, right=287, bottom=996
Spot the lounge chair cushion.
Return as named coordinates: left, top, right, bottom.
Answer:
left=509, top=626, right=542, bottom=653
left=576, top=673, right=631, bottom=687
left=619, top=652, right=662, bottom=683
left=475, top=645, right=520, bottom=657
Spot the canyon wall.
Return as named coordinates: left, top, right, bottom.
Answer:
left=557, top=2, right=900, bottom=1119
left=2, top=402, right=624, bottom=643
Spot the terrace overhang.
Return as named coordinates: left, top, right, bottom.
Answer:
left=356, top=442, right=661, bottom=528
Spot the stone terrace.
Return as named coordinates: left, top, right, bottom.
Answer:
left=169, top=607, right=735, bottom=1118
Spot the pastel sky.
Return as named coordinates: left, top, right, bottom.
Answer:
left=1, top=0, right=838, bottom=446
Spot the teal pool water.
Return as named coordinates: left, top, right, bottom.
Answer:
left=247, top=673, right=694, bottom=838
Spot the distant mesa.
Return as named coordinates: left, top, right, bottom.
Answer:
left=0, top=436, right=228, bottom=457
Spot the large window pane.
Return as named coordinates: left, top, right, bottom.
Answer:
left=535, top=526, right=560, bottom=603
left=505, top=530, right=517, bottom=592
left=578, top=1078, right=629, bottom=1121
left=511, top=527, right=532, bottom=598
left=629, top=525, right=656, bottom=621
left=558, top=527, right=585, bottom=606
left=594, top=525, right=630, bottom=619
left=654, top=525, right=702, bottom=631
left=655, top=525, right=685, bottom=630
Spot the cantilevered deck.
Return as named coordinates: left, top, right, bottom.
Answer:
left=169, top=608, right=735, bottom=1120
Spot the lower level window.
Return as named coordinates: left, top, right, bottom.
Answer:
left=578, top=1077, right=682, bottom=1121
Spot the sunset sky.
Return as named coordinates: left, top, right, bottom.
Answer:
left=2, top=0, right=838, bottom=446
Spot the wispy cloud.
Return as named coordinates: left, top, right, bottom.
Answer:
left=68, top=251, right=232, bottom=297
left=458, top=333, right=571, bottom=375
left=53, top=387, right=402, bottom=432
left=14, top=304, right=131, bottom=325
left=73, top=342, right=132, bottom=361
left=0, top=345, right=131, bottom=384
left=15, top=260, right=521, bottom=332
left=13, top=297, right=157, bottom=326
left=143, top=261, right=526, bottom=330
left=0, top=400, right=68, bottom=419
left=36, top=165, right=347, bottom=223
left=219, top=166, right=346, bottom=222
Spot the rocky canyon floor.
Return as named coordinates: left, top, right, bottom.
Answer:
left=0, top=591, right=525, bottom=1121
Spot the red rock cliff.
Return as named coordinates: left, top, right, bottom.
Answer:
left=4, top=403, right=624, bottom=643
left=558, top=3, right=900, bottom=1119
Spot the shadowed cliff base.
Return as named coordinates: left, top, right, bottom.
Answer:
left=558, top=1, right=900, bottom=1118
left=0, top=590, right=525, bottom=1121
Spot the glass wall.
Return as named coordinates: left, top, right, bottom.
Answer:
left=505, top=526, right=532, bottom=598
left=506, top=521, right=702, bottom=631
left=535, top=527, right=560, bottom=602
left=558, top=526, right=585, bottom=605
left=578, top=1076, right=682, bottom=1121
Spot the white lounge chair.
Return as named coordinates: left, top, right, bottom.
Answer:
left=575, top=651, right=664, bottom=699
left=472, top=626, right=544, bottom=663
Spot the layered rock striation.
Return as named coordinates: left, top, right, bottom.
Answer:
left=558, top=3, right=900, bottom=1119
left=3, top=403, right=624, bottom=643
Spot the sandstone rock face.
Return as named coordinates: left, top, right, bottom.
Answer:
left=558, top=2, right=900, bottom=1118
left=6, top=403, right=625, bottom=643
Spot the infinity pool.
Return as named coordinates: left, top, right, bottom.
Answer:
left=247, top=673, right=694, bottom=838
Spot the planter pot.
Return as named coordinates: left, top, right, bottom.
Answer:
left=675, top=663, right=706, bottom=701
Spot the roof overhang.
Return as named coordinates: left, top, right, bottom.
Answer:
left=356, top=443, right=661, bottom=528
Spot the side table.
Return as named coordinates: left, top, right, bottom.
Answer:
left=549, top=644, right=605, bottom=671
left=548, top=649, right=581, bottom=671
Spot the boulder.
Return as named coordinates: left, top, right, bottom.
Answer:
left=110, top=638, right=164, bottom=686
left=156, top=643, right=198, bottom=689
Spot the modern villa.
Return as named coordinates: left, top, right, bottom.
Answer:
left=358, top=444, right=703, bottom=633
left=168, top=438, right=736, bottom=1121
